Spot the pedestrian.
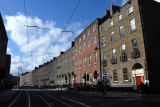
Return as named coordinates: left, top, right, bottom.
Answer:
left=140, top=81, right=144, bottom=97
left=101, top=82, right=105, bottom=95
left=96, top=79, right=100, bottom=94
left=145, top=82, right=150, bottom=97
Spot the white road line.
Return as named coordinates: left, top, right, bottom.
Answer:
left=41, top=92, right=73, bottom=107
left=61, top=97, right=92, bottom=107
left=8, top=91, right=22, bottom=107
left=26, top=90, right=30, bottom=107
left=36, top=92, right=52, bottom=107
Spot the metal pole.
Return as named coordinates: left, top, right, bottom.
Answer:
left=101, top=42, right=104, bottom=82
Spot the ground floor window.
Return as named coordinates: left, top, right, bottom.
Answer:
left=113, top=70, right=118, bottom=82
left=123, top=68, right=128, bottom=81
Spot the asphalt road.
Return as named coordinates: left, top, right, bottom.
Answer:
left=1, top=89, right=160, bottom=107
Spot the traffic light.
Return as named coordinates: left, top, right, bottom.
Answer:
left=87, top=74, right=89, bottom=81
left=94, top=71, right=98, bottom=79
left=83, top=73, right=86, bottom=80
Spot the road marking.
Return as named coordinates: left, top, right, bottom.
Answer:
left=8, top=91, right=22, bottom=107
left=26, top=90, right=30, bottom=107
left=61, top=96, right=92, bottom=107
left=36, top=92, right=52, bottom=107
left=41, top=92, right=73, bottom=107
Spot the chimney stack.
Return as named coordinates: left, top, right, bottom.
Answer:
left=110, top=5, right=120, bottom=16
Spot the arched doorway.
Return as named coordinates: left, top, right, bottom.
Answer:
left=132, top=63, right=144, bottom=90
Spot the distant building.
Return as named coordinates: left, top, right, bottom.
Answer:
left=20, top=72, right=32, bottom=86
left=99, top=0, right=160, bottom=91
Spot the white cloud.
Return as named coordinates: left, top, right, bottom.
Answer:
left=5, top=13, right=84, bottom=76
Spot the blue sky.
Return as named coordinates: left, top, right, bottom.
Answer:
left=0, top=0, right=159, bottom=75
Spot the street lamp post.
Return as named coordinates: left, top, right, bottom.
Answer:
left=96, top=42, right=104, bottom=82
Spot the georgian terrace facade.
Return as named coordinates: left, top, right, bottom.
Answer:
left=99, top=0, right=160, bottom=91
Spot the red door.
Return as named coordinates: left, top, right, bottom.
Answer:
left=136, top=76, right=142, bottom=90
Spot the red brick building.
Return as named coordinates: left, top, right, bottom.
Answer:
left=74, top=19, right=101, bottom=85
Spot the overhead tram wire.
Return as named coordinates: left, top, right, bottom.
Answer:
left=52, top=0, right=82, bottom=49
left=22, top=0, right=29, bottom=62
left=0, top=5, right=25, bottom=26
left=37, top=0, right=81, bottom=60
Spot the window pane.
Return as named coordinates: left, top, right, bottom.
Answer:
left=118, top=14, right=122, bottom=21
left=132, top=38, right=138, bottom=50
left=121, top=44, right=126, bottom=51
left=88, top=29, right=90, bottom=36
left=130, top=18, right=136, bottom=32
left=128, top=6, right=133, bottom=14
left=111, top=31, right=115, bottom=42
left=93, top=25, right=96, bottom=32
left=83, top=42, right=86, bottom=50
left=88, top=40, right=91, bottom=47
left=113, top=70, right=118, bottom=82
left=94, top=52, right=97, bottom=64
left=102, top=37, right=105, bottom=46
left=101, top=27, right=104, bottom=33
left=119, top=25, right=124, bottom=38
left=94, top=35, right=96, bottom=44
left=123, top=68, right=128, bottom=81
left=83, top=34, right=85, bottom=40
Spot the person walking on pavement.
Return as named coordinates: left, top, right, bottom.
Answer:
left=145, top=82, right=150, bottom=97
left=140, top=81, right=145, bottom=97
left=96, top=79, right=100, bottom=94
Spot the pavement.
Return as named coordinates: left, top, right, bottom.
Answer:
left=69, top=90, right=160, bottom=99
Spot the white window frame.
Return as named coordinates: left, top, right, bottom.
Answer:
left=75, top=49, right=77, bottom=55
left=93, top=35, right=96, bottom=44
left=88, top=39, right=91, bottom=48
left=83, top=34, right=85, bottom=40
left=79, top=45, right=81, bottom=53
left=93, top=25, right=96, bottom=32
left=121, top=44, right=126, bottom=51
left=119, top=25, right=124, bottom=38
left=109, top=21, right=113, bottom=27
left=88, top=29, right=90, bottom=36
left=130, top=18, right=136, bottom=32
left=79, top=37, right=81, bottom=43
left=101, top=27, right=104, bottom=33
left=111, top=31, right=115, bottom=43
left=84, top=57, right=86, bottom=68
left=88, top=54, right=91, bottom=66
left=128, top=6, right=134, bottom=14
left=83, top=42, right=86, bottom=51
left=102, top=37, right=105, bottom=47
left=94, top=52, right=97, bottom=64
left=79, top=59, right=81, bottom=69
left=118, top=14, right=122, bottom=21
